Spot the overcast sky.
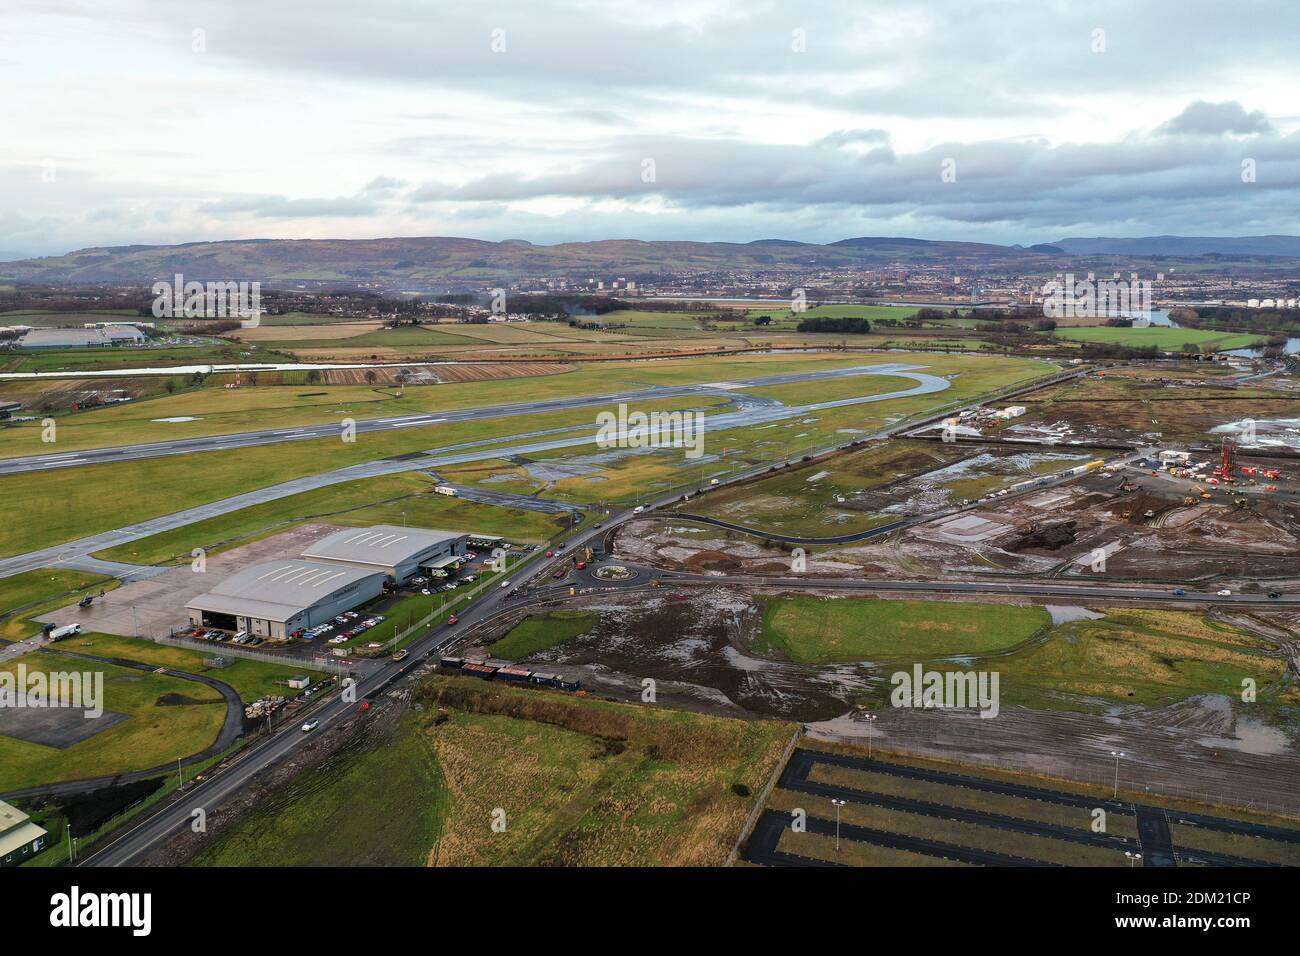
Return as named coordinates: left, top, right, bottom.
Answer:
left=3, top=0, right=1299, bottom=258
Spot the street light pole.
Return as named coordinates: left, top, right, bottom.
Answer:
left=1110, top=750, right=1126, bottom=798
left=831, top=798, right=847, bottom=852
left=863, top=713, right=878, bottom=759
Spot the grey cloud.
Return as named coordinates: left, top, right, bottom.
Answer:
left=1159, top=100, right=1273, bottom=136
left=198, top=195, right=380, bottom=218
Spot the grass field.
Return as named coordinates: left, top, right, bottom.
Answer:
left=0, top=351, right=1054, bottom=558
left=0, top=393, right=723, bottom=558
left=417, top=678, right=795, bottom=865
left=953, top=608, right=1295, bottom=712
left=0, top=570, right=119, bottom=642
left=488, top=610, right=597, bottom=659
left=93, top=472, right=564, bottom=565
left=57, top=632, right=323, bottom=703
left=1053, top=326, right=1265, bottom=351
left=0, top=351, right=878, bottom=457
left=0, top=652, right=226, bottom=791
left=754, top=597, right=1051, bottom=663
left=192, top=714, right=446, bottom=866
left=192, top=676, right=793, bottom=866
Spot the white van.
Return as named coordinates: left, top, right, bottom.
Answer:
left=633, top=505, right=644, bottom=514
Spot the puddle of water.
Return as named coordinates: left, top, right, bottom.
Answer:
left=1198, top=717, right=1292, bottom=756
left=1045, top=605, right=1105, bottom=625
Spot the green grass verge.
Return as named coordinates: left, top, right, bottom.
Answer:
left=191, top=715, right=446, bottom=866
left=755, top=597, right=1051, bottom=663
left=488, top=610, right=597, bottom=659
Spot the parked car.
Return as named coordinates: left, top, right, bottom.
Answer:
left=553, top=569, right=566, bottom=578
left=500, top=580, right=512, bottom=589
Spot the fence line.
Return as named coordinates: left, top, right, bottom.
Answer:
left=153, top=632, right=350, bottom=676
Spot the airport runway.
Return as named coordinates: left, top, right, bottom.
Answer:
left=0, top=362, right=943, bottom=476
left=0, top=365, right=950, bottom=581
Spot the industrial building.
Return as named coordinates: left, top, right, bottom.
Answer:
left=0, top=800, right=47, bottom=866
left=185, top=560, right=387, bottom=640
left=17, top=325, right=146, bottom=349
left=300, top=524, right=468, bottom=582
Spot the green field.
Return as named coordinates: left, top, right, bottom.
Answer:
left=192, top=714, right=446, bottom=866
left=94, top=472, right=565, bottom=565
left=488, top=610, right=597, bottom=659
left=0, top=569, right=119, bottom=642
left=755, top=597, right=1051, bottom=663
left=0, top=652, right=227, bottom=791
left=947, top=608, right=1295, bottom=712
left=191, top=676, right=793, bottom=867
left=0, top=351, right=1054, bottom=559
left=1053, top=326, right=1265, bottom=351
left=59, top=632, right=323, bottom=703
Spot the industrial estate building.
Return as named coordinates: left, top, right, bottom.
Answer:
left=301, top=525, right=468, bottom=581
left=0, top=800, right=47, bottom=867
left=185, top=560, right=388, bottom=640
left=17, top=326, right=146, bottom=349
left=185, top=525, right=470, bottom=639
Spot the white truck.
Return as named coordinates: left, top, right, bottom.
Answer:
left=47, top=623, right=82, bottom=642
left=434, top=485, right=458, bottom=497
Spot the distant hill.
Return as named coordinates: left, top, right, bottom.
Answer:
left=3, top=233, right=1299, bottom=289
left=1051, top=235, right=1300, bottom=257
left=0, top=235, right=1056, bottom=288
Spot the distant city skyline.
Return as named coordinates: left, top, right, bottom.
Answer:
left=4, top=0, right=1300, bottom=258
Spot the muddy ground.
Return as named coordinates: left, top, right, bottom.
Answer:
left=623, top=469, right=1300, bottom=587
left=473, top=587, right=1300, bottom=816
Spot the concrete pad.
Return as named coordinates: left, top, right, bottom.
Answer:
left=36, top=523, right=348, bottom=639
left=0, top=700, right=129, bottom=748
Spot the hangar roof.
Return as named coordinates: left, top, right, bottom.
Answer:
left=186, top=560, right=384, bottom=623
left=301, top=525, right=465, bottom=569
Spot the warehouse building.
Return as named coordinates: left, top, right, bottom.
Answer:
left=300, top=524, right=468, bottom=583
left=0, top=800, right=47, bottom=867
left=185, top=560, right=387, bottom=640
left=17, top=325, right=146, bottom=349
